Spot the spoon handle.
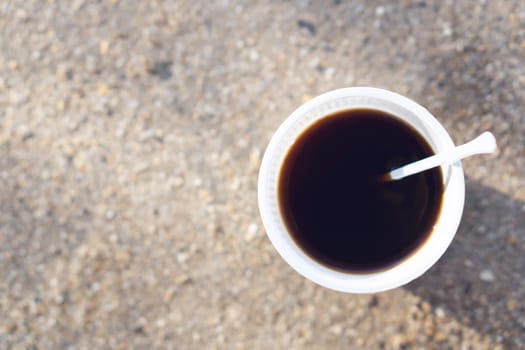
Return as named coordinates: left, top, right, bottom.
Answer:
left=389, top=131, right=497, bottom=180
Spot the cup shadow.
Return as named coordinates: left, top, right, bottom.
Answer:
left=405, top=177, right=525, bottom=347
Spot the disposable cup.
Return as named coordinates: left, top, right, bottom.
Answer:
left=257, top=87, right=465, bottom=293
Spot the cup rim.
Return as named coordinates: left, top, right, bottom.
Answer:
left=258, top=87, right=465, bottom=293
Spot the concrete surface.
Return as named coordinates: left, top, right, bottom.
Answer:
left=1, top=0, right=524, bottom=349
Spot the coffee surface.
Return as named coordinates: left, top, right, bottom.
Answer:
left=278, top=109, right=443, bottom=273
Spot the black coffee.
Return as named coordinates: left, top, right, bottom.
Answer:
left=278, top=109, right=443, bottom=273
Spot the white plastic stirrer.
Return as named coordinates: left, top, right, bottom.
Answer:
left=382, top=131, right=497, bottom=182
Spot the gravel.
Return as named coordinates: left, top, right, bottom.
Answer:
left=1, top=0, right=524, bottom=349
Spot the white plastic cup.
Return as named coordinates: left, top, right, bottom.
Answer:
left=257, top=87, right=465, bottom=294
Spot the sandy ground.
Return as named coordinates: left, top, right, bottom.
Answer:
left=1, top=0, right=524, bottom=349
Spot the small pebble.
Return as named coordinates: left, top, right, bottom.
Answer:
left=176, top=252, right=190, bottom=264
left=175, top=274, right=191, bottom=285
left=164, top=287, right=176, bottom=302
left=198, top=190, right=212, bottom=203
left=506, top=298, right=518, bottom=311
left=249, top=148, right=261, bottom=171
left=297, top=19, right=317, bottom=35
left=435, top=307, right=445, bottom=318
left=421, top=301, right=431, bottom=313
left=105, top=210, right=116, bottom=220
left=173, top=177, right=184, bottom=187
left=249, top=50, right=259, bottom=61
left=244, top=223, right=259, bottom=242
left=375, top=6, right=385, bottom=16
left=98, top=83, right=110, bottom=96
left=479, top=269, right=495, bottom=282
left=8, top=60, right=18, bottom=70
left=442, top=22, right=453, bottom=36
left=99, top=40, right=110, bottom=56
left=328, top=324, right=343, bottom=335
left=248, top=223, right=258, bottom=235
left=507, top=235, right=518, bottom=246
